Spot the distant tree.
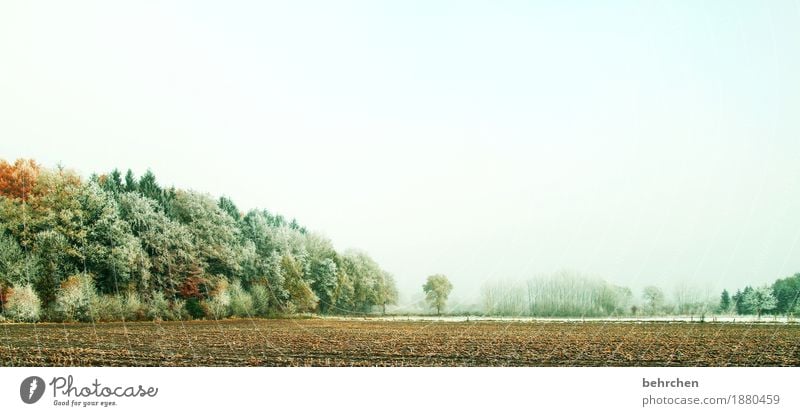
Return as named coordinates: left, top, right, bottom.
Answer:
left=734, top=286, right=755, bottom=315
left=743, top=286, right=777, bottom=320
left=642, top=286, right=664, bottom=315
left=331, top=267, right=355, bottom=313
left=771, top=273, right=800, bottom=315
left=378, top=271, right=398, bottom=315
left=423, top=274, right=453, bottom=315
left=731, top=289, right=743, bottom=314
left=719, top=289, right=731, bottom=314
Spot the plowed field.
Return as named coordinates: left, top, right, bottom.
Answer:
left=1, top=319, right=797, bottom=366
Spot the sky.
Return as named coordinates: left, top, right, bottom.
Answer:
left=1, top=1, right=799, bottom=304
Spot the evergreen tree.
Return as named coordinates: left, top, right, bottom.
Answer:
left=138, top=169, right=161, bottom=202
left=719, top=289, right=731, bottom=313
left=124, top=169, right=138, bottom=192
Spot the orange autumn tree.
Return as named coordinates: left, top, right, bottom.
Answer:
left=0, top=159, right=41, bottom=202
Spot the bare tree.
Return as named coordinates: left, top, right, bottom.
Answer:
left=642, top=286, right=664, bottom=315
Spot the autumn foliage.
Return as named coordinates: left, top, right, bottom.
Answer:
left=0, top=159, right=40, bottom=201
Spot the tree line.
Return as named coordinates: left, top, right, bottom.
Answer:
left=0, top=159, right=398, bottom=322
left=480, top=271, right=800, bottom=319
left=718, top=274, right=800, bottom=319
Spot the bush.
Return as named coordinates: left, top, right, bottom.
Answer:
left=169, top=298, right=189, bottom=320
left=205, top=280, right=230, bottom=319
left=229, top=280, right=254, bottom=317
left=93, top=294, right=125, bottom=322
left=250, top=284, right=270, bottom=317
left=185, top=298, right=205, bottom=319
left=124, top=292, right=144, bottom=320
left=55, top=274, right=99, bottom=322
left=72, top=291, right=145, bottom=322
left=146, top=292, right=171, bottom=320
left=4, top=284, right=41, bottom=322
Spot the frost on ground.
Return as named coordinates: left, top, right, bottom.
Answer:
left=327, top=315, right=798, bottom=324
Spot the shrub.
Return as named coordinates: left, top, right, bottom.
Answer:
left=185, top=298, right=205, bottom=319
left=124, top=292, right=144, bottom=320
left=250, top=284, right=270, bottom=317
left=146, top=292, right=171, bottom=320
left=229, top=280, right=254, bottom=317
left=4, top=284, right=41, bottom=322
left=205, top=280, right=230, bottom=319
left=93, top=294, right=125, bottom=322
left=169, top=298, right=189, bottom=320
left=55, top=274, right=99, bottom=322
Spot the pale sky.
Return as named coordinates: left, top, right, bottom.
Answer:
left=1, top=1, right=799, bottom=303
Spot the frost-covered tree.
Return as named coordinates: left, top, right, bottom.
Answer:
left=117, top=192, right=194, bottom=295
left=743, top=285, right=777, bottom=320
left=218, top=196, right=241, bottom=222
left=204, top=279, right=231, bottom=319
left=280, top=254, right=317, bottom=313
left=3, top=283, right=41, bottom=322
left=342, top=250, right=386, bottom=313
left=481, top=279, right=526, bottom=316
left=310, top=257, right=337, bottom=313
left=331, top=267, right=355, bottom=313
left=423, top=274, right=453, bottom=315
left=0, top=232, right=29, bottom=287
left=229, top=280, right=254, bottom=317
left=171, top=191, right=242, bottom=278
left=642, top=286, right=664, bottom=315
left=79, top=182, right=149, bottom=294
left=378, top=272, right=399, bottom=315
left=0, top=159, right=398, bottom=321
left=55, top=274, right=100, bottom=322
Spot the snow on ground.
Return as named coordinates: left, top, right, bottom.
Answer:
left=322, top=315, right=799, bottom=324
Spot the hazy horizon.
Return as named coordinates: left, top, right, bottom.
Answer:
left=2, top=1, right=799, bottom=304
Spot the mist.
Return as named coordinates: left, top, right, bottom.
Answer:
left=2, top=0, right=799, bottom=304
